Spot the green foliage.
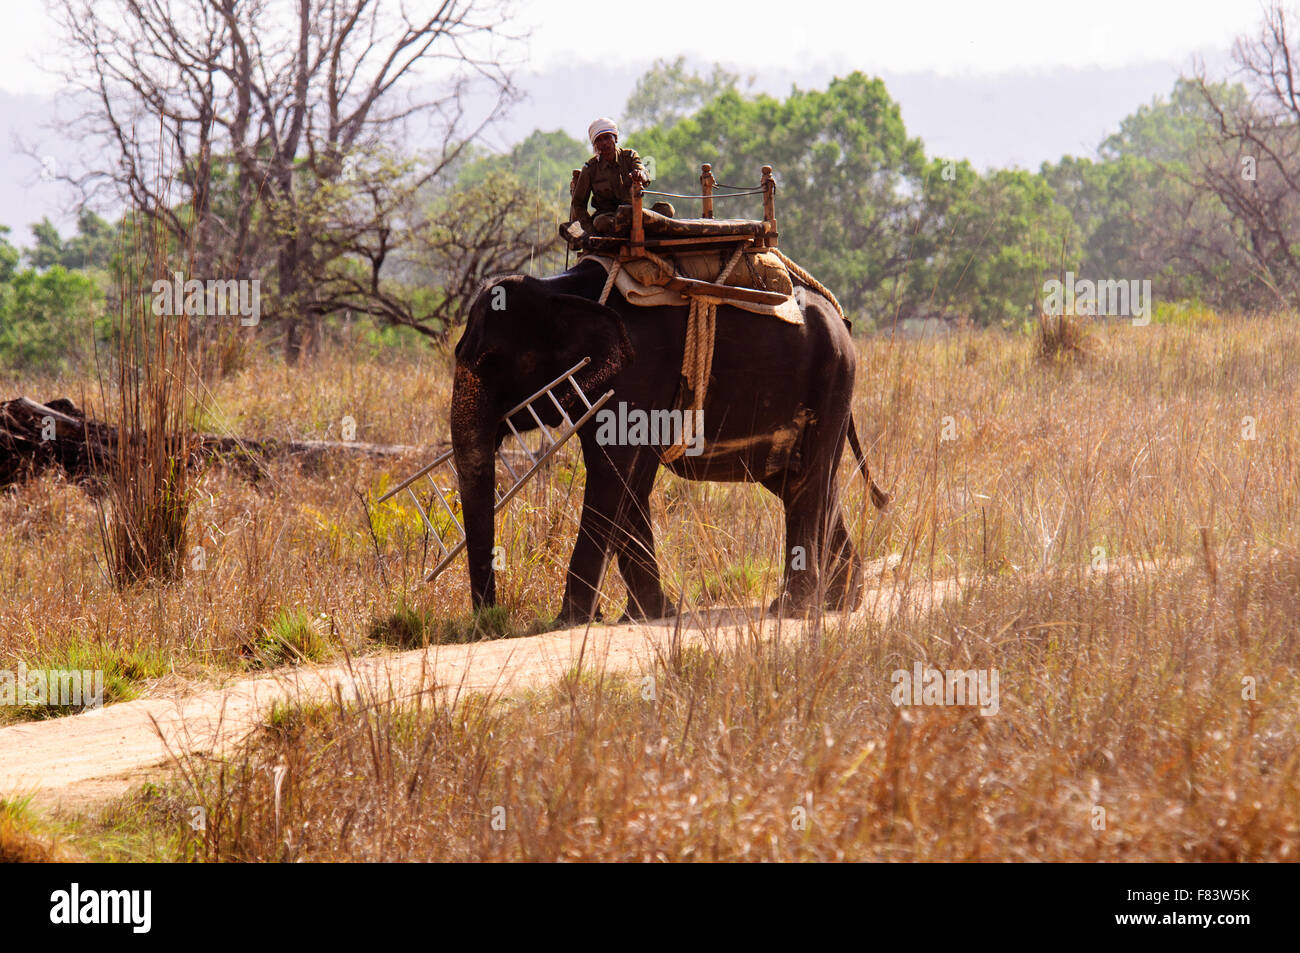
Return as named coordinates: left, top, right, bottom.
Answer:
left=0, top=261, right=105, bottom=372
left=431, top=605, right=516, bottom=644
left=694, top=555, right=772, bottom=603
left=0, top=226, right=18, bottom=283
left=0, top=214, right=117, bottom=372
left=457, top=129, right=589, bottom=209
left=27, top=210, right=117, bottom=271
left=624, top=57, right=747, bottom=131
left=911, top=164, right=1075, bottom=326
left=369, top=599, right=434, bottom=649
left=1099, top=78, right=1240, bottom=164
left=0, top=66, right=1279, bottom=356
left=406, top=131, right=588, bottom=331
left=264, top=699, right=335, bottom=742
left=1041, top=78, right=1261, bottom=311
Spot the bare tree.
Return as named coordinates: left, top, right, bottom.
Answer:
left=1193, top=2, right=1300, bottom=308
left=48, top=0, right=521, bottom=360
left=401, top=169, right=565, bottom=338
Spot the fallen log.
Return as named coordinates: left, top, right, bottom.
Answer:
left=0, top=397, right=430, bottom=488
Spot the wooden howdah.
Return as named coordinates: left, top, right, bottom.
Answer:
left=565, top=164, right=780, bottom=259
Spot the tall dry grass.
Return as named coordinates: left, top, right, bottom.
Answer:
left=3, top=313, right=1295, bottom=677
left=86, top=541, right=1300, bottom=861
left=93, top=213, right=193, bottom=586
left=0, top=310, right=1282, bottom=860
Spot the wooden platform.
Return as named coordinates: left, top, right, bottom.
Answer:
left=568, top=162, right=780, bottom=258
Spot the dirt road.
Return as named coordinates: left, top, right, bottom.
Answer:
left=0, top=572, right=963, bottom=812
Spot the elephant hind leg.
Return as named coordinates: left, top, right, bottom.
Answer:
left=822, top=509, right=863, bottom=611
left=762, top=469, right=829, bottom=616
left=762, top=469, right=862, bottom=616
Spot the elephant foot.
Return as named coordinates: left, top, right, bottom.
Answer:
left=767, top=591, right=817, bottom=618
left=556, top=603, right=603, bottom=627
left=618, top=597, right=677, bottom=624
left=824, top=575, right=864, bottom=611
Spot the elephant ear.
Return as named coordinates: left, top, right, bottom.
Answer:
left=547, top=293, right=635, bottom=387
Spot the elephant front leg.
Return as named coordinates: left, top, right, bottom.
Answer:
left=557, top=447, right=625, bottom=625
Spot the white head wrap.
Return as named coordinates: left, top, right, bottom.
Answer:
left=587, top=117, right=619, bottom=146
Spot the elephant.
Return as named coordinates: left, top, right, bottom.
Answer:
left=450, top=257, right=890, bottom=626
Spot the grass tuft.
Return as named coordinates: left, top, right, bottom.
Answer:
left=247, top=608, right=331, bottom=668
left=1035, top=311, right=1094, bottom=363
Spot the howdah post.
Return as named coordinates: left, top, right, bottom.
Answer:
left=761, top=165, right=778, bottom=247
left=700, top=163, right=715, bottom=218
left=629, top=179, right=645, bottom=257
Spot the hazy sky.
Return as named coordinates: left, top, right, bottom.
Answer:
left=0, top=0, right=1262, bottom=94
left=0, top=0, right=1268, bottom=235
left=516, top=0, right=1258, bottom=76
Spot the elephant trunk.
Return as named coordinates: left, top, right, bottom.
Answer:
left=450, top=365, right=498, bottom=609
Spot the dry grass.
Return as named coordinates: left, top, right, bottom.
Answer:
left=0, top=798, right=80, bottom=862
left=95, top=221, right=194, bottom=587
left=3, top=311, right=1299, bottom=859
left=1035, top=311, right=1095, bottom=363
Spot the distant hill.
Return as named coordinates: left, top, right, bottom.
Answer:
left=0, top=54, right=1230, bottom=241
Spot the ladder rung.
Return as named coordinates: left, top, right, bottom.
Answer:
left=525, top=402, right=558, bottom=444
left=493, top=389, right=614, bottom=513
left=425, top=474, right=466, bottom=544
left=502, top=357, right=591, bottom=419
left=377, top=448, right=454, bottom=502
left=506, top=418, right=538, bottom=463
left=498, top=446, right=523, bottom=483
left=546, top=389, right=575, bottom=428
left=379, top=356, right=612, bottom=587
left=568, top=375, right=594, bottom=411
left=407, top=486, right=449, bottom=558
left=424, top=539, right=468, bottom=583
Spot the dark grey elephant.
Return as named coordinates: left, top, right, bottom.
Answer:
left=450, top=258, right=889, bottom=625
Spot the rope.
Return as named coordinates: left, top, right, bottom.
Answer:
left=642, top=187, right=764, bottom=199
left=642, top=247, right=681, bottom=284
left=642, top=244, right=743, bottom=287
left=661, top=294, right=721, bottom=464
left=597, top=247, right=822, bottom=465
left=598, top=258, right=622, bottom=305
left=717, top=243, right=747, bottom=284
left=771, top=248, right=846, bottom=320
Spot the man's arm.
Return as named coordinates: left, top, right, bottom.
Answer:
left=624, top=149, right=651, bottom=186
left=570, top=164, right=595, bottom=231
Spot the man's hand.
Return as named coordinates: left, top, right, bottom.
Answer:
left=631, top=169, right=650, bottom=186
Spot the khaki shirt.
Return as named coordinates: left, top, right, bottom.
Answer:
left=570, top=148, right=649, bottom=230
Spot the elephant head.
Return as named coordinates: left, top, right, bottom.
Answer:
left=450, top=274, right=633, bottom=609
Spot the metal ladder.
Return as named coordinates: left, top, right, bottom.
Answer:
left=376, top=358, right=614, bottom=582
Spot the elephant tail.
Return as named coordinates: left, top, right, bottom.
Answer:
left=847, top=415, right=891, bottom=510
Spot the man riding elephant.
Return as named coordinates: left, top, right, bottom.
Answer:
left=570, top=117, right=653, bottom=235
